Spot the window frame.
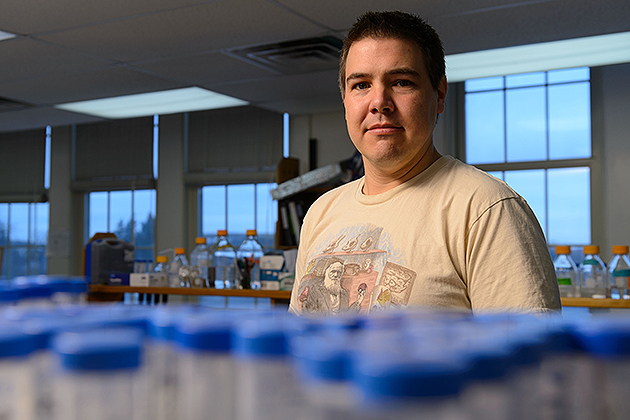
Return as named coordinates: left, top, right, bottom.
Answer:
left=84, top=188, right=157, bottom=262
left=452, top=67, right=603, bottom=248
left=0, top=202, right=49, bottom=280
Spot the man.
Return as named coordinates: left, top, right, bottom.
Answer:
left=289, top=11, right=561, bottom=315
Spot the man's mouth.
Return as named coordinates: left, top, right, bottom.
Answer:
left=366, top=123, right=402, bottom=134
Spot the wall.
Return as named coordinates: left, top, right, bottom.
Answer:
left=600, top=62, right=630, bottom=260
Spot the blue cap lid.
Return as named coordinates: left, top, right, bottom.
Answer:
left=460, top=341, right=513, bottom=381
left=15, top=283, right=54, bottom=299
left=0, top=326, right=37, bottom=358
left=577, top=321, right=630, bottom=358
left=293, top=332, right=354, bottom=382
left=352, top=356, right=469, bottom=400
left=232, top=320, right=288, bottom=358
left=53, top=328, right=143, bottom=371
left=175, top=318, right=232, bottom=353
left=0, top=285, right=21, bottom=303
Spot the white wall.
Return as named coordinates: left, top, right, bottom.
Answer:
left=600, top=62, right=630, bottom=260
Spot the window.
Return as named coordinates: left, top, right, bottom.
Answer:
left=85, top=190, right=156, bottom=261
left=464, top=67, right=592, bottom=245
left=200, top=183, right=277, bottom=250
left=0, top=202, right=49, bottom=280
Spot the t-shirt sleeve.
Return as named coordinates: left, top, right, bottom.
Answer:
left=288, top=209, right=313, bottom=315
left=464, top=197, right=561, bottom=313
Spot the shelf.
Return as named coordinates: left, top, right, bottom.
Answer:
left=88, top=287, right=628, bottom=309
left=561, top=297, right=630, bottom=308
left=88, top=285, right=291, bottom=304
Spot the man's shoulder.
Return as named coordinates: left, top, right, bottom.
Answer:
left=434, top=156, right=520, bottom=201
left=308, top=178, right=361, bottom=209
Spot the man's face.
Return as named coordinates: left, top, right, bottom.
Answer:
left=342, top=37, right=447, bottom=175
left=326, top=262, right=343, bottom=282
left=324, top=262, right=343, bottom=293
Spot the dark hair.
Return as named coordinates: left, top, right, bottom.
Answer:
left=339, top=11, right=445, bottom=96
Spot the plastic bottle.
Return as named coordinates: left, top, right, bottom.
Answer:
left=213, top=230, right=237, bottom=289
left=152, top=256, right=170, bottom=287
left=608, top=245, right=630, bottom=299
left=174, top=315, right=235, bottom=420
left=189, top=237, right=209, bottom=288
left=236, top=230, right=265, bottom=290
left=51, top=328, right=148, bottom=420
left=232, top=317, right=309, bottom=420
left=146, top=308, right=183, bottom=420
left=553, top=246, right=578, bottom=298
left=0, top=327, right=37, bottom=420
left=169, top=248, right=189, bottom=288
left=579, top=245, right=608, bottom=299
left=350, top=351, right=470, bottom=420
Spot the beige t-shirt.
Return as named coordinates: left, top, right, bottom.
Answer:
left=289, top=156, right=561, bottom=315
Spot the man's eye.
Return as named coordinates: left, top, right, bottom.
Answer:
left=353, top=81, right=369, bottom=90
left=395, top=80, right=414, bottom=87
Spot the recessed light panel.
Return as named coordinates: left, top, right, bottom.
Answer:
left=446, top=31, right=630, bottom=82
left=54, top=87, right=249, bottom=119
left=0, top=30, right=16, bottom=42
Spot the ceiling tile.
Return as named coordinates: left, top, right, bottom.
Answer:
left=37, top=0, right=329, bottom=63
left=0, top=0, right=219, bottom=34
left=133, top=51, right=278, bottom=85
left=0, top=66, right=186, bottom=105
left=0, top=38, right=111, bottom=84
left=209, top=70, right=340, bottom=104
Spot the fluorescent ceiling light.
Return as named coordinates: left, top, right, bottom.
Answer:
left=54, top=87, right=248, bottom=119
left=0, top=30, right=16, bottom=42
left=446, top=31, right=630, bottom=82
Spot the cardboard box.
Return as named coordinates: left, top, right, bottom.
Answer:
left=130, top=273, right=149, bottom=287
left=260, top=255, right=285, bottom=290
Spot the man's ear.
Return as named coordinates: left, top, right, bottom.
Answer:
left=436, top=76, right=448, bottom=115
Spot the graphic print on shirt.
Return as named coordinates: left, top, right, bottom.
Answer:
left=297, top=224, right=416, bottom=315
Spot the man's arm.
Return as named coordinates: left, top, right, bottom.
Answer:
left=465, top=197, right=561, bottom=313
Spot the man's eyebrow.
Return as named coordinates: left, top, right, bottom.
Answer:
left=345, top=72, right=369, bottom=84
left=345, top=68, right=421, bottom=84
left=387, top=68, right=421, bottom=77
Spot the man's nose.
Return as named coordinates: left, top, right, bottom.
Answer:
left=370, top=85, right=394, bottom=114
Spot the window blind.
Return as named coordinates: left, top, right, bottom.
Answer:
left=0, top=129, right=46, bottom=202
left=187, top=106, right=283, bottom=183
left=74, top=117, right=154, bottom=184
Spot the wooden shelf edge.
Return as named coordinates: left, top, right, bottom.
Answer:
left=88, top=285, right=291, bottom=300
left=561, top=297, right=630, bottom=308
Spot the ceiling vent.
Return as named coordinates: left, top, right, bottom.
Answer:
left=228, top=36, right=343, bottom=75
left=0, top=96, right=32, bottom=112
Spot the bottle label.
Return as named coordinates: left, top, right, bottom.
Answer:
left=557, top=277, right=572, bottom=285
left=612, top=270, right=630, bottom=288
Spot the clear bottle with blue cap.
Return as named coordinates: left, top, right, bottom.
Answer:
left=12, top=276, right=55, bottom=307
left=232, top=315, right=311, bottom=420
left=575, top=319, right=630, bottom=420
left=291, top=328, right=362, bottom=420
left=51, top=328, right=149, bottom=420
left=0, top=326, right=38, bottom=420
left=449, top=323, right=514, bottom=420
left=145, top=307, right=186, bottom=420
left=350, top=350, right=470, bottom=420
left=174, top=314, right=235, bottom=420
